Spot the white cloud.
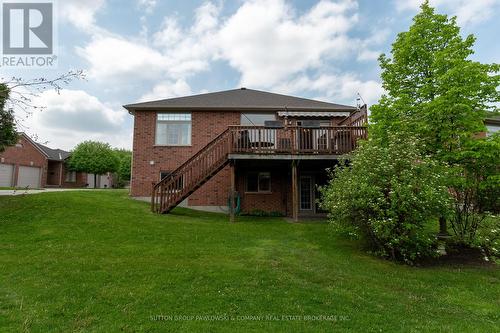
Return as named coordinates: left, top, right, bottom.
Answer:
left=16, top=90, right=129, bottom=150
left=357, top=49, right=381, bottom=61
left=78, top=0, right=368, bottom=88
left=79, top=2, right=221, bottom=83
left=354, top=28, right=390, bottom=62
left=139, top=80, right=193, bottom=102
left=394, top=0, right=498, bottom=25
left=74, top=0, right=386, bottom=114
left=76, top=36, right=169, bottom=82
left=193, top=1, right=220, bottom=35
left=138, top=0, right=158, bottom=14
left=452, top=0, right=498, bottom=26
left=60, top=0, right=106, bottom=32
left=394, top=0, right=424, bottom=11
left=151, top=1, right=221, bottom=78
left=217, top=0, right=359, bottom=87
left=274, top=73, right=384, bottom=107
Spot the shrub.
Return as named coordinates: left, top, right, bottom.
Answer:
left=241, top=210, right=284, bottom=217
left=473, top=215, right=500, bottom=262
left=447, top=133, right=500, bottom=245
left=114, top=149, right=132, bottom=188
left=320, top=134, right=452, bottom=264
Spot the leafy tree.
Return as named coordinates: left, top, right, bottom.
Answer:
left=68, top=141, right=119, bottom=188
left=114, top=149, right=132, bottom=188
left=447, top=133, right=500, bottom=242
left=0, top=84, right=18, bottom=152
left=370, top=1, right=499, bottom=159
left=320, top=134, right=452, bottom=264
left=368, top=1, right=499, bottom=245
left=0, top=71, right=84, bottom=148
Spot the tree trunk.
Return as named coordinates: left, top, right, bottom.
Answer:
left=438, top=216, right=449, bottom=238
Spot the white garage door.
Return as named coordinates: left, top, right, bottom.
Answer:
left=18, top=166, right=41, bottom=188
left=0, top=164, right=14, bottom=187
left=87, top=174, right=95, bottom=188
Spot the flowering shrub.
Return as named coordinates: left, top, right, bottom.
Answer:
left=320, top=134, right=452, bottom=264
left=473, top=215, right=500, bottom=263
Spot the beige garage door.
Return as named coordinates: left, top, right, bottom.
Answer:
left=18, top=166, right=41, bottom=188
left=0, top=164, right=14, bottom=187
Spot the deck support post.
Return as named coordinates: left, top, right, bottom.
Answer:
left=292, top=160, right=299, bottom=222
left=229, top=160, right=236, bottom=223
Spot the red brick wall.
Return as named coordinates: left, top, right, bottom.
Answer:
left=61, top=163, right=88, bottom=188
left=236, top=167, right=291, bottom=216
left=0, top=135, right=48, bottom=187
left=47, top=161, right=62, bottom=185
left=130, top=112, right=344, bottom=214
left=131, top=111, right=240, bottom=206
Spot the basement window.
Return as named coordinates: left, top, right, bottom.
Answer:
left=156, top=113, right=192, bottom=146
left=246, top=172, right=271, bottom=193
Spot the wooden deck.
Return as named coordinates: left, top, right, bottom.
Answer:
left=152, top=125, right=367, bottom=215
left=229, top=125, right=367, bottom=155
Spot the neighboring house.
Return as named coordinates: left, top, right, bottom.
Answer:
left=0, top=133, right=87, bottom=188
left=484, top=118, right=500, bottom=136
left=125, top=88, right=368, bottom=221
left=87, top=173, right=114, bottom=189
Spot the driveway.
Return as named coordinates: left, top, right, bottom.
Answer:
left=0, top=188, right=93, bottom=196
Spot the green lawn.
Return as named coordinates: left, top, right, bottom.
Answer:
left=0, top=191, right=498, bottom=332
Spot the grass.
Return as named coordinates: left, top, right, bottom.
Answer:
left=0, top=191, right=498, bottom=332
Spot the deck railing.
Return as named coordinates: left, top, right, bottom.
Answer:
left=152, top=125, right=367, bottom=213
left=229, top=125, right=367, bottom=155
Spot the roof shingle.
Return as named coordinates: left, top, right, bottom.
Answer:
left=35, top=143, right=71, bottom=161
left=124, top=88, right=357, bottom=112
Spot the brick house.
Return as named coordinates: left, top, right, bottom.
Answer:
left=484, top=117, right=500, bottom=136
left=125, top=88, right=367, bottom=221
left=0, top=133, right=87, bottom=188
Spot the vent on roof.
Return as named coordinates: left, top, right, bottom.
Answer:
left=241, top=87, right=247, bottom=90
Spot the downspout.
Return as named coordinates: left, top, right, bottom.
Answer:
left=59, top=162, right=63, bottom=187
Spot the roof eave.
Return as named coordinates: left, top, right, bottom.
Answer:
left=123, top=105, right=356, bottom=113
left=485, top=118, right=500, bottom=126
left=19, top=133, right=51, bottom=159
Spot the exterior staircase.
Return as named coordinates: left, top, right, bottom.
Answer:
left=151, top=128, right=233, bottom=214
left=151, top=119, right=368, bottom=214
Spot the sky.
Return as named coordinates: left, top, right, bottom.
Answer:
left=2, top=0, right=499, bottom=151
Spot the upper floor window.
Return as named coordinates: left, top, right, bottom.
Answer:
left=156, top=113, right=192, bottom=146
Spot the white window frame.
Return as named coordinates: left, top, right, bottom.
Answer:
left=155, top=113, right=192, bottom=146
